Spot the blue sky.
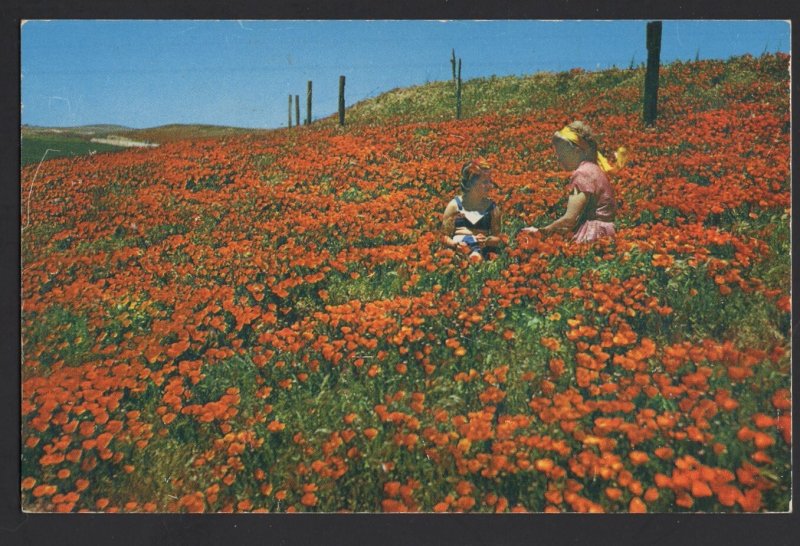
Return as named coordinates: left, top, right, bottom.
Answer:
left=21, top=20, right=790, bottom=129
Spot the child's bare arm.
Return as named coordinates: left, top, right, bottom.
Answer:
left=442, top=200, right=461, bottom=245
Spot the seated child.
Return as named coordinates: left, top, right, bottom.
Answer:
left=442, top=158, right=503, bottom=261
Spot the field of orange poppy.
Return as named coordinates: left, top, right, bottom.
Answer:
left=21, top=53, right=790, bottom=513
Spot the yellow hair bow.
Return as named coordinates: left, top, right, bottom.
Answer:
left=554, top=126, right=586, bottom=149
left=598, top=146, right=627, bottom=174
left=555, top=126, right=628, bottom=174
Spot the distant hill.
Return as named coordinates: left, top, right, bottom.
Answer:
left=22, top=124, right=132, bottom=137
left=22, top=123, right=261, bottom=144
left=20, top=123, right=267, bottom=165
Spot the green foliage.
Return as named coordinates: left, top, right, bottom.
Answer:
left=193, top=355, right=260, bottom=410
left=22, top=304, right=93, bottom=371
left=21, top=134, right=123, bottom=166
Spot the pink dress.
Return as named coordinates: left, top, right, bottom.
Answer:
left=568, top=161, right=617, bottom=243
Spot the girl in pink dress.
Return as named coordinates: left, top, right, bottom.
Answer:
left=522, top=121, right=626, bottom=243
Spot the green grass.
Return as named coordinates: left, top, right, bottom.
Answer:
left=21, top=134, right=125, bottom=166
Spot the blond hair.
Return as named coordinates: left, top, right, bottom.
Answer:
left=565, top=121, right=598, bottom=161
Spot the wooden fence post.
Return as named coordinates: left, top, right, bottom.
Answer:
left=306, top=81, right=312, bottom=125
left=295, top=95, right=300, bottom=127
left=456, top=58, right=462, bottom=120
left=451, top=49, right=457, bottom=81
left=288, top=95, right=292, bottom=128
left=339, top=76, right=346, bottom=126
left=643, top=21, right=662, bottom=126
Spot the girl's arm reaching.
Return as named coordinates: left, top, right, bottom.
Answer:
left=525, top=189, right=587, bottom=235
left=541, top=190, right=587, bottom=234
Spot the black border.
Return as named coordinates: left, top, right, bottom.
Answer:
left=4, top=1, right=800, bottom=545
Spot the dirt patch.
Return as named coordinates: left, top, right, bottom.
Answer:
left=89, top=135, right=159, bottom=148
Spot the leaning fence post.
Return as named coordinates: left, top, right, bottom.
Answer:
left=339, top=75, right=346, bottom=126
left=451, top=49, right=457, bottom=81
left=643, top=20, right=662, bottom=126
left=288, top=95, right=292, bottom=128
left=456, top=58, right=462, bottom=120
left=306, top=81, right=312, bottom=125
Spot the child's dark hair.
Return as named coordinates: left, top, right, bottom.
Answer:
left=460, top=157, right=492, bottom=191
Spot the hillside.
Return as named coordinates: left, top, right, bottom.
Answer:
left=116, top=124, right=268, bottom=144
left=20, top=53, right=791, bottom=513
left=319, top=53, right=788, bottom=126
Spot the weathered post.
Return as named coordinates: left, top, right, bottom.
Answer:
left=643, top=21, right=662, bottom=126
left=306, top=81, right=312, bottom=125
left=451, top=49, right=457, bottom=81
left=288, top=95, right=293, bottom=128
left=339, top=75, right=346, bottom=126
left=295, top=95, right=300, bottom=127
left=456, top=58, right=462, bottom=120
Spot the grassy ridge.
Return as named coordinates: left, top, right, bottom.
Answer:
left=319, top=54, right=788, bottom=126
